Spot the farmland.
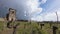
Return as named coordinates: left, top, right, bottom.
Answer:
left=0, top=21, right=60, bottom=34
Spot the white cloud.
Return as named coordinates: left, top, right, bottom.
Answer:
left=41, top=0, right=47, bottom=4
left=29, top=0, right=47, bottom=21
left=32, top=0, right=60, bottom=21
left=26, top=0, right=47, bottom=20
left=0, top=0, right=47, bottom=20
left=31, top=15, right=43, bottom=21
left=26, top=0, right=42, bottom=14
left=44, top=12, right=56, bottom=21
left=31, top=8, right=60, bottom=21
left=44, top=9, right=60, bottom=21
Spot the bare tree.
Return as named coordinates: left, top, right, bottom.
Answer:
left=55, top=12, right=58, bottom=23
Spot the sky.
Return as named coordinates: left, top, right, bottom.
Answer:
left=0, top=0, right=60, bottom=21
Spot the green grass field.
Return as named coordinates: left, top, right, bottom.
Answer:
left=0, top=21, right=60, bottom=34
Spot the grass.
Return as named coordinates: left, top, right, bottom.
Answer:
left=0, top=21, right=4, bottom=31
left=0, top=21, right=60, bottom=34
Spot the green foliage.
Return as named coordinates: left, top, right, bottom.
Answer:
left=0, top=21, right=4, bottom=31
left=0, top=21, right=60, bottom=34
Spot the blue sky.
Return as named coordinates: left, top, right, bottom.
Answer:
left=0, top=0, right=60, bottom=21
left=31, top=0, right=60, bottom=21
